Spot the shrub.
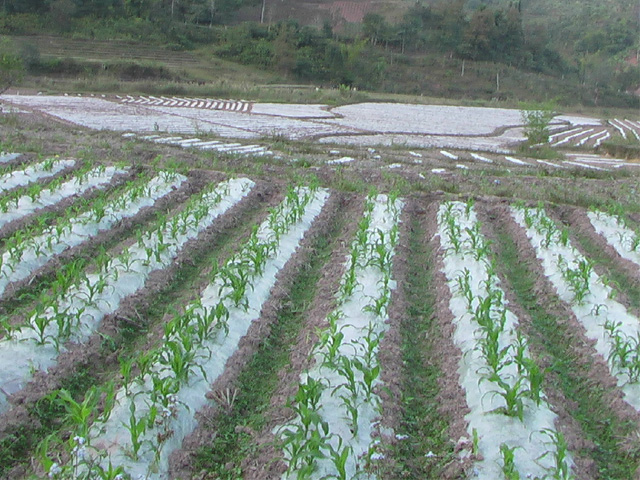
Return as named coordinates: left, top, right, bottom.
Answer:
left=520, top=101, right=556, bottom=145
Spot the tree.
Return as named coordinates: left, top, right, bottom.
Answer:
left=433, top=0, right=465, bottom=51
left=460, top=7, right=496, bottom=60
left=362, top=13, right=389, bottom=47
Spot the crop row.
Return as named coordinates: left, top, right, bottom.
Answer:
left=0, top=163, right=125, bottom=229
left=0, top=171, right=185, bottom=298
left=0, top=177, right=254, bottom=414
left=0, top=158, right=76, bottom=194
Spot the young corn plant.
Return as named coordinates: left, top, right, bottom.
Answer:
left=537, top=429, right=575, bottom=480
left=27, top=303, right=55, bottom=347
left=56, top=386, right=101, bottom=439
left=483, top=373, right=526, bottom=421
left=352, top=357, right=380, bottom=402
left=316, top=312, right=348, bottom=370
left=557, top=257, right=593, bottom=304
left=513, top=332, right=546, bottom=406
left=326, top=438, right=353, bottom=480
left=340, top=248, right=361, bottom=301
left=218, top=263, right=253, bottom=310
left=456, top=268, right=474, bottom=308
left=363, top=284, right=391, bottom=317
left=157, top=333, right=208, bottom=384
left=332, top=356, right=361, bottom=435
left=123, top=400, right=149, bottom=461
left=280, top=377, right=332, bottom=477
left=445, top=216, right=463, bottom=255
left=604, top=319, right=640, bottom=383
left=500, top=443, right=521, bottom=480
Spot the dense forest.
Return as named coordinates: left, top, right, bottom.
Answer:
left=0, top=0, right=638, bottom=105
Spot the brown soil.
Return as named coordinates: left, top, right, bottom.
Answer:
left=371, top=197, right=412, bottom=475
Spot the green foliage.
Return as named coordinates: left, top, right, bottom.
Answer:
left=0, top=37, right=24, bottom=92
left=520, top=102, right=556, bottom=146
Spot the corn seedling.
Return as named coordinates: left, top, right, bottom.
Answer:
left=605, top=319, right=640, bottom=383
left=352, top=357, right=380, bottom=401
left=280, top=377, right=332, bottom=476
left=56, top=387, right=101, bottom=439
left=218, top=264, right=253, bottom=310
left=363, top=285, right=391, bottom=317
left=500, top=443, right=521, bottom=480
left=119, top=356, right=134, bottom=396
left=338, top=392, right=361, bottom=436
left=123, top=401, right=148, bottom=460
left=472, top=428, right=479, bottom=456
left=484, top=372, right=526, bottom=421
left=317, top=319, right=347, bottom=370
left=135, top=348, right=159, bottom=382
left=455, top=268, right=474, bottom=308
left=326, top=437, right=353, bottom=480
left=158, top=334, right=208, bottom=384
left=557, top=257, right=593, bottom=304
left=340, top=249, right=360, bottom=300
left=537, top=429, right=575, bottom=480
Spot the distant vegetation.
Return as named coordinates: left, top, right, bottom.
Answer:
left=0, top=0, right=638, bottom=107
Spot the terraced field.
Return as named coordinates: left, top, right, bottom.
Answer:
left=0, top=95, right=640, bottom=479
left=0, top=146, right=638, bottom=480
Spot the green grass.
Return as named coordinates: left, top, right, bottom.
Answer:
left=493, top=216, right=640, bottom=480
left=383, top=212, right=458, bottom=479
left=192, top=198, right=347, bottom=478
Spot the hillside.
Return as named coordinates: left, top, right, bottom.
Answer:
left=0, top=0, right=638, bottom=107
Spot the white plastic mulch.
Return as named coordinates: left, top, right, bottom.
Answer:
left=277, top=194, right=403, bottom=479
left=588, top=211, right=640, bottom=268
left=0, top=173, right=185, bottom=298
left=0, top=153, right=21, bottom=163
left=86, top=187, right=329, bottom=479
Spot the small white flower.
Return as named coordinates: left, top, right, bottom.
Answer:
left=73, top=435, right=86, bottom=446
left=48, top=463, right=62, bottom=478
left=75, top=447, right=87, bottom=460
